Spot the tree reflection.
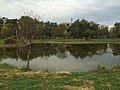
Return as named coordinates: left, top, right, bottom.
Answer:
left=110, top=44, right=120, bottom=56
left=66, top=44, right=107, bottom=59
left=0, top=47, right=19, bottom=60
left=0, top=44, right=120, bottom=63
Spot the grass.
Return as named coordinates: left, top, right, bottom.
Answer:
left=0, top=39, right=5, bottom=45
left=27, top=38, right=120, bottom=45
left=0, top=38, right=120, bottom=47
left=33, top=38, right=120, bottom=43
left=0, top=63, right=120, bottom=90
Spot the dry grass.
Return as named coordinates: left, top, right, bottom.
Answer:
left=63, top=85, right=95, bottom=90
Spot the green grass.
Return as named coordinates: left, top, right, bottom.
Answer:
left=33, top=38, right=120, bottom=43
left=0, top=64, right=120, bottom=90
left=0, top=39, right=5, bottom=44
left=1, top=38, right=120, bottom=46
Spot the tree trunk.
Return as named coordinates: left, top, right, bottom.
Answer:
left=27, top=50, right=31, bottom=69
left=16, top=30, right=19, bottom=40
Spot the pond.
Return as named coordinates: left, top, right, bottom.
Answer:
left=0, top=43, right=120, bottom=72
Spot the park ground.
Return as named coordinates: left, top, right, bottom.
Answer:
left=0, top=64, right=120, bottom=90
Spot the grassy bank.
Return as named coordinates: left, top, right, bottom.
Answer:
left=0, top=64, right=120, bottom=90
left=33, top=38, right=120, bottom=43
left=0, top=38, right=120, bottom=47
left=0, top=39, right=5, bottom=45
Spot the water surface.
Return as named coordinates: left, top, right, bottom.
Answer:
left=0, top=43, right=120, bottom=72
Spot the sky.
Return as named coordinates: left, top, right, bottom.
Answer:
left=0, top=0, right=120, bottom=26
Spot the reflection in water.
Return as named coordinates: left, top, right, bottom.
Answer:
left=0, top=44, right=120, bottom=72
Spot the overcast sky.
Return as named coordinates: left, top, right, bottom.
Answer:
left=0, top=0, right=120, bottom=26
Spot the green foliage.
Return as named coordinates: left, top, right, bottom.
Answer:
left=54, top=24, right=67, bottom=38
left=68, top=19, right=100, bottom=38
left=0, top=16, right=111, bottom=40
left=111, top=22, right=120, bottom=38
left=84, top=29, right=95, bottom=38
left=0, top=18, right=18, bottom=39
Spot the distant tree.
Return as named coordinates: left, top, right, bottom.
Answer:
left=43, top=21, right=55, bottom=39
left=0, top=18, right=3, bottom=30
left=79, top=19, right=90, bottom=31
left=0, top=18, right=18, bottom=39
left=111, top=22, right=120, bottom=38
left=84, top=29, right=95, bottom=39
left=97, top=25, right=109, bottom=38
left=54, top=24, right=67, bottom=38
left=68, top=19, right=83, bottom=38
left=69, top=19, right=97, bottom=38
left=89, top=21, right=99, bottom=38
left=33, top=20, right=44, bottom=39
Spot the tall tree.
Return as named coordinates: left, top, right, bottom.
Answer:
left=0, top=18, right=18, bottom=39
left=97, top=25, right=109, bottom=38
left=18, top=14, right=39, bottom=68
left=54, top=24, right=67, bottom=38
left=111, top=22, right=120, bottom=38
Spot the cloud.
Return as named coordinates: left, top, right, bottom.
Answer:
left=0, top=0, right=120, bottom=25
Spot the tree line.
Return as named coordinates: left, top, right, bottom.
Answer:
left=0, top=16, right=120, bottom=39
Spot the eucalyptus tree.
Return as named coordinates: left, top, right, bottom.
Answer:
left=111, top=22, right=120, bottom=38
left=0, top=18, right=3, bottom=31
left=54, top=24, right=67, bottom=38
left=68, top=19, right=83, bottom=38
left=68, top=19, right=96, bottom=38
left=33, top=20, right=44, bottom=39
left=42, top=21, right=57, bottom=39
left=0, top=18, right=18, bottom=39
left=84, top=29, right=95, bottom=39
left=97, top=25, right=109, bottom=38
left=89, top=21, right=99, bottom=38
